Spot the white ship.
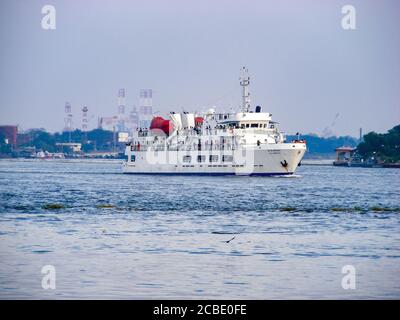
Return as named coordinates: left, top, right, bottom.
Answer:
left=123, top=67, right=306, bottom=176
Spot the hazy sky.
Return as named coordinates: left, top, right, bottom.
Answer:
left=0, top=0, right=399, bottom=137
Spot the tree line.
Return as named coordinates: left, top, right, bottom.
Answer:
left=357, top=125, right=400, bottom=163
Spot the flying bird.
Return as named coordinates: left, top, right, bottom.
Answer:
left=225, top=236, right=236, bottom=243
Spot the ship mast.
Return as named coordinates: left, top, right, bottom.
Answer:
left=239, top=66, right=251, bottom=112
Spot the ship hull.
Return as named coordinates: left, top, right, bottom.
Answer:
left=122, top=171, right=294, bottom=176
left=123, top=143, right=306, bottom=176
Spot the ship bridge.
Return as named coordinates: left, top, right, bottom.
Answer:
left=217, top=111, right=277, bottom=130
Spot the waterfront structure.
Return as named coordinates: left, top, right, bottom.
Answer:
left=333, top=146, right=357, bottom=166
left=55, top=142, right=82, bottom=153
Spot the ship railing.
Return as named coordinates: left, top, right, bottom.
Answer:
left=138, top=131, right=149, bottom=137
left=130, top=144, right=149, bottom=151
left=176, top=128, right=236, bottom=137
left=155, top=144, right=236, bottom=152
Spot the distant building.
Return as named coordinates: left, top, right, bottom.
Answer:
left=55, top=142, right=82, bottom=153
left=138, top=89, right=153, bottom=129
left=17, top=132, right=32, bottom=146
left=0, top=125, right=18, bottom=147
left=98, top=116, right=118, bottom=132
left=98, top=89, right=153, bottom=136
left=128, top=106, right=139, bottom=131
left=333, top=146, right=357, bottom=166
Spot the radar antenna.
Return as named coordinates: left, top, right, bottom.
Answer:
left=239, top=67, right=251, bottom=112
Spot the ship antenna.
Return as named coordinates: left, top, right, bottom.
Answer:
left=239, top=66, right=251, bottom=112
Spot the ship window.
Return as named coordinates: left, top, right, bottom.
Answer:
left=251, top=123, right=258, bottom=128
left=246, top=124, right=250, bottom=128
left=222, top=155, right=233, bottom=162
left=241, top=124, right=245, bottom=129
left=209, top=155, right=219, bottom=162
left=197, top=155, right=206, bottom=163
left=183, top=155, right=191, bottom=163
left=131, top=155, right=136, bottom=162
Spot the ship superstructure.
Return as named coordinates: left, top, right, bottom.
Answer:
left=123, top=68, right=306, bottom=175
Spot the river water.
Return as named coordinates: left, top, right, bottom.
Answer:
left=0, top=159, right=399, bottom=299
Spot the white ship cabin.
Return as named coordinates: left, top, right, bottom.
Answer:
left=130, top=67, right=290, bottom=150
left=130, top=105, right=286, bottom=153
left=217, top=110, right=278, bottom=131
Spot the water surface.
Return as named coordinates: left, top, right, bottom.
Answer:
left=0, top=159, right=399, bottom=299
